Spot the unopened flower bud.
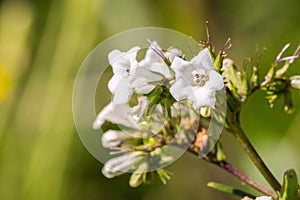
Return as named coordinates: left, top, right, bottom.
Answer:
left=200, top=107, right=211, bottom=117
left=101, top=130, right=130, bottom=148
left=129, top=162, right=148, bottom=187
left=102, top=152, right=144, bottom=178
left=222, top=58, right=234, bottom=69
left=290, top=75, right=300, bottom=90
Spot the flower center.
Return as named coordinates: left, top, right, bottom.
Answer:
left=192, top=70, right=209, bottom=87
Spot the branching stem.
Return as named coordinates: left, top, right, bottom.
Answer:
left=187, top=148, right=277, bottom=198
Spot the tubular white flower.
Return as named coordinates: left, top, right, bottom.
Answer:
left=108, top=43, right=177, bottom=104
left=93, top=97, right=149, bottom=130
left=131, top=41, right=183, bottom=94
left=101, top=130, right=131, bottom=148
left=108, top=46, right=140, bottom=104
left=131, top=41, right=174, bottom=94
left=140, top=41, right=182, bottom=74
left=93, top=102, right=138, bottom=129
left=170, top=48, right=224, bottom=109
left=102, top=151, right=144, bottom=178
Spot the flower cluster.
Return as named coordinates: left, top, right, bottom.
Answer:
left=90, top=31, right=300, bottom=198
left=93, top=41, right=224, bottom=187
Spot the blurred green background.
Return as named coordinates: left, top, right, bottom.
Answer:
left=0, top=0, right=299, bottom=199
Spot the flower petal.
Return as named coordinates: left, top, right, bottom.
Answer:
left=170, top=78, right=193, bottom=101
left=93, top=103, right=129, bottom=129
left=191, top=48, right=214, bottom=71
left=108, top=49, right=122, bottom=65
left=134, top=85, right=156, bottom=94
left=189, top=85, right=216, bottom=108
left=102, top=130, right=130, bottom=148
left=140, top=43, right=164, bottom=64
left=108, top=75, right=122, bottom=93
left=165, top=48, right=182, bottom=62
left=148, top=63, right=171, bottom=78
left=132, top=65, right=164, bottom=83
left=127, top=46, right=140, bottom=63
left=102, top=152, right=144, bottom=178
left=108, top=47, right=139, bottom=75
left=112, top=77, right=132, bottom=104
left=130, top=66, right=164, bottom=94
left=207, top=70, right=224, bottom=90
left=93, top=102, right=114, bottom=129
left=93, top=102, right=142, bottom=129
left=171, top=57, right=194, bottom=83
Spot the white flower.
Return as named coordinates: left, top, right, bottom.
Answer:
left=93, top=97, right=149, bottom=130
left=141, top=41, right=182, bottom=65
left=108, top=46, right=140, bottom=104
left=170, top=48, right=224, bottom=109
left=102, top=151, right=144, bottom=178
left=93, top=103, right=137, bottom=129
left=131, top=41, right=183, bottom=94
left=108, top=44, right=176, bottom=104
left=165, top=47, right=183, bottom=62
left=101, top=130, right=131, bottom=148
left=131, top=41, right=176, bottom=94
left=255, top=196, right=272, bottom=200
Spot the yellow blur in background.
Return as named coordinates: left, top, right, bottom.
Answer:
left=0, top=0, right=299, bottom=200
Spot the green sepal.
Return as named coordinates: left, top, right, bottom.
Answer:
left=262, top=79, right=289, bottom=109
left=214, top=51, right=224, bottom=71
left=222, top=61, right=249, bottom=101
left=143, top=171, right=154, bottom=185
left=250, top=66, right=259, bottom=88
left=156, top=169, right=172, bottom=185
left=265, top=64, right=276, bottom=83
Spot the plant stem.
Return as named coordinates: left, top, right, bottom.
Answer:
left=211, top=160, right=277, bottom=199
left=188, top=148, right=277, bottom=198
left=231, top=124, right=281, bottom=192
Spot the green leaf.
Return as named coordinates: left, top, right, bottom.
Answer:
left=207, top=182, right=256, bottom=199
left=279, top=169, right=299, bottom=200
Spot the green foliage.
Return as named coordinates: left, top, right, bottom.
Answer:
left=207, top=182, right=256, bottom=199
left=279, top=169, right=299, bottom=200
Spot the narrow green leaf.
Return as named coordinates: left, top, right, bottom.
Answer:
left=279, top=169, right=299, bottom=200
left=207, top=182, right=256, bottom=199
